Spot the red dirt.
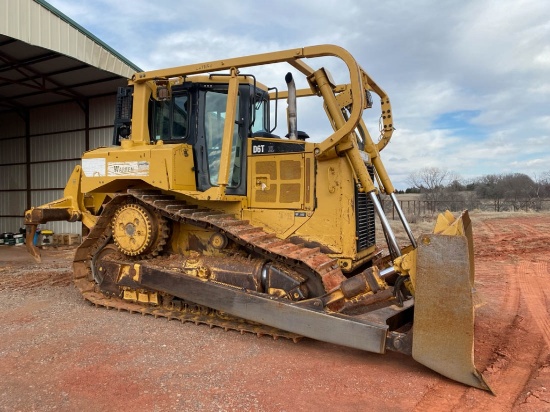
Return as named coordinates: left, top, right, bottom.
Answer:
left=1, top=213, right=549, bottom=411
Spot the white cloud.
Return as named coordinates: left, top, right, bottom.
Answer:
left=45, top=0, right=550, bottom=189
left=145, top=30, right=284, bottom=69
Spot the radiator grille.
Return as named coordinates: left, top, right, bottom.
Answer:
left=355, top=177, right=376, bottom=252
left=112, top=86, right=133, bottom=145
left=116, top=86, right=133, bottom=121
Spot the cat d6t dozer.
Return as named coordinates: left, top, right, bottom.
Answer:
left=24, top=45, right=490, bottom=391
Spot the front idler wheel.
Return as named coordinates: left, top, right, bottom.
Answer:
left=112, top=203, right=168, bottom=258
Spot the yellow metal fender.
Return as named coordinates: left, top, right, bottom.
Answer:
left=410, top=211, right=492, bottom=392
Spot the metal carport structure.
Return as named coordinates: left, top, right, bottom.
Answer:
left=0, top=0, right=140, bottom=235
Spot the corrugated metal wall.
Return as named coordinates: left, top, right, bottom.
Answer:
left=90, top=95, right=117, bottom=148
left=0, top=95, right=116, bottom=235
left=0, top=112, right=26, bottom=234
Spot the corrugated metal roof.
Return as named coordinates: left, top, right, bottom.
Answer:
left=2, top=0, right=141, bottom=76
left=0, top=0, right=141, bottom=112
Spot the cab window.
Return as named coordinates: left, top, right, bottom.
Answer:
left=251, top=98, right=268, bottom=134
left=204, top=90, right=241, bottom=187
left=151, top=92, right=189, bottom=141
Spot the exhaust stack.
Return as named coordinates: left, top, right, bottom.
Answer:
left=285, top=72, right=297, bottom=140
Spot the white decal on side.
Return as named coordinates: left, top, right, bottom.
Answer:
left=82, top=158, right=106, bottom=177
left=107, top=161, right=150, bottom=177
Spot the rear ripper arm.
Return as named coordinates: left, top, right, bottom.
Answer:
left=24, top=165, right=100, bottom=262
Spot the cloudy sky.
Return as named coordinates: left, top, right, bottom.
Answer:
left=47, top=0, right=549, bottom=189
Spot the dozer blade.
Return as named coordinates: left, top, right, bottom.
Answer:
left=412, top=211, right=492, bottom=392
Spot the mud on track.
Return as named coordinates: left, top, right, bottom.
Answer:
left=0, top=213, right=549, bottom=411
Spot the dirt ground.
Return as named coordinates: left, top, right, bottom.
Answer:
left=1, top=213, right=549, bottom=411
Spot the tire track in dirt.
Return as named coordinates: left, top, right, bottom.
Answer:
left=476, top=218, right=550, bottom=259
left=512, top=259, right=550, bottom=410
left=413, top=262, right=524, bottom=411
left=0, top=270, right=72, bottom=291
left=471, top=264, right=546, bottom=410
left=468, top=218, right=550, bottom=410
left=517, top=260, right=550, bottom=348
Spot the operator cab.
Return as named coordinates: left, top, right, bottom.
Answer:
left=113, top=77, right=274, bottom=196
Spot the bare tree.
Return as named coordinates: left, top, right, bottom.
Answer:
left=407, top=167, right=461, bottom=213
left=476, top=173, right=538, bottom=211
left=475, top=174, right=505, bottom=211
left=535, top=171, right=550, bottom=199
left=408, top=167, right=453, bottom=191
left=504, top=173, right=537, bottom=211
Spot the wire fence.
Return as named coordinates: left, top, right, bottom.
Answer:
left=380, top=198, right=550, bottom=220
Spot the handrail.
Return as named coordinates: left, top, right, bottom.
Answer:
left=129, top=44, right=393, bottom=156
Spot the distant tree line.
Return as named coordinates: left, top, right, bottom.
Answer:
left=400, top=167, right=550, bottom=213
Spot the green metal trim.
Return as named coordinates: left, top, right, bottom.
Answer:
left=33, top=0, right=142, bottom=73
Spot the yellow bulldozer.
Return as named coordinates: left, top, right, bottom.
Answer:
left=24, top=45, right=490, bottom=391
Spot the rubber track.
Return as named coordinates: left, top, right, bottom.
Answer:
left=72, top=190, right=347, bottom=340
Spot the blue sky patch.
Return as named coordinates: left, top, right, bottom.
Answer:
left=433, top=110, right=480, bottom=129
left=433, top=110, right=484, bottom=140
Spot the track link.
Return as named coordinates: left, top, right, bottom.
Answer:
left=73, top=190, right=348, bottom=341
left=129, top=189, right=346, bottom=291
